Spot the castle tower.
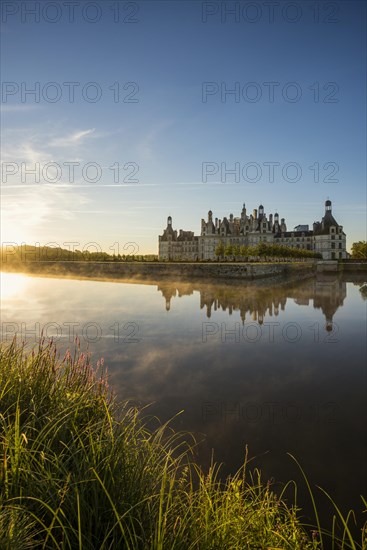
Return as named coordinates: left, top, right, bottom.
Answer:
left=325, top=199, right=332, bottom=213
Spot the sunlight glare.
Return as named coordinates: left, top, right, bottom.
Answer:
left=0, top=272, right=30, bottom=301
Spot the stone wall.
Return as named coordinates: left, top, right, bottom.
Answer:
left=317, top=261, right=367, bottom=273
left=1, top=260, right=317, bottom=282
left=338, top=262, right=367, bottom=272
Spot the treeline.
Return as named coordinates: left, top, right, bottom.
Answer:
left=0, top=244, right=158, bottom=263
left=214, top=241, right=322, bottom=260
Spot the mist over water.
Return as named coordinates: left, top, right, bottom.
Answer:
left=1, top=271, right=366, bottom=528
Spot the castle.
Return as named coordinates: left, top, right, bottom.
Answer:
left=158, top=200, right=347, bottom=261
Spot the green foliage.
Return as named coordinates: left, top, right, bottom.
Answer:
left=214, top=241, right=225, bottom=259
left=351, top=241, right=367, bottom=259
left=232, top=244, right=240, bottom=258
left=0, top=340, right=365, bottom=548
left=0, top=245, right=159, bottom=265
left=239, top=245, right=248, bottom=258
left=224, top=243, right=233, bottom=258
left=212, top=242, right=321, bottom=262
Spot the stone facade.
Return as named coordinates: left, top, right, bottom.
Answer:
left=158, top=200, right=347, bottom=261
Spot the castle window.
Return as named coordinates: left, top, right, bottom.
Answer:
left=331, top=235, right=335, bottom=240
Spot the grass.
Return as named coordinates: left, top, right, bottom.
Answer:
left=0, top=338, right=366, bottom=549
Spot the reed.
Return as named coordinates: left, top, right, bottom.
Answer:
left=0, top=339, right=365, bottom=549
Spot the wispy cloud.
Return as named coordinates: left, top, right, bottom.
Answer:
left=0, top=104, right=40, bottom=113
left=1, top=125, right=98, bottom=185
left=1, top=142, right=53, bottom=165
left=0, top=186, right=92, bottom=244
left=49, top=128, right=96, bottom=147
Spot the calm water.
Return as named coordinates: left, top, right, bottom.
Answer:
left=1, top=271, right=366, bottom=527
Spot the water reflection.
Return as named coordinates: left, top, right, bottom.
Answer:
left=157, top=276, right=347, bottom=332
left=0, top=271, right=365, bottom=528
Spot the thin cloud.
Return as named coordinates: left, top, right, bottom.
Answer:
left=0, top=104, right=40, bottom=113
left=49, top=128, right=96, bottom=147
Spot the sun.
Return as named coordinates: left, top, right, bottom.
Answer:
left=0, top=272, right=30, bottom=301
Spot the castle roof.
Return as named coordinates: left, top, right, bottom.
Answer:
left=313, top=211, right=342, bottom=235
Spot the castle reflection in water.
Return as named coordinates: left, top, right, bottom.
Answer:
left=157, top=276, right=347, bottom=332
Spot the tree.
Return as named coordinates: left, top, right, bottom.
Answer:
left=247, top=246, right=257, bottom=260
left=224, top=243, right=233, bottom=260
left=351, top=241, right=367, bottom=259
left=232, top=244, right=240, bottom=259
left=239, top=245, right=248, bottom=259
left=257, top=242, right=270, bottom=259
left=215, top=241, right=225, bottom=260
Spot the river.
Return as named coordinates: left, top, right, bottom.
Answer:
left=1, top=270, right=366, bottom=530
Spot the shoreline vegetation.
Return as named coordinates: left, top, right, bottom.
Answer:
left=0, top=340, right=366, bottom=549
left=1, top=246, right=366, bottom=286
left=1, top=243, right=322, bottom=264
left=0, top=260, right=317, bottom=286
left=0, top=244, right=321, bottom=285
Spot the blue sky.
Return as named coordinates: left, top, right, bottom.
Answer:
left=1, top=0, right=366, bottom=254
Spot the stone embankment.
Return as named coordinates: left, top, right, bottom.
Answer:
left=1, top=260, right=317, bottom=282
left=316, top=260, right=367, bottom=273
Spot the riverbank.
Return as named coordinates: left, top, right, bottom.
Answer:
left=1, top=340, right=364, bottom=549
left=0, top=259, right=317, bottom=284
left=317, top=260, right=367, bottom=273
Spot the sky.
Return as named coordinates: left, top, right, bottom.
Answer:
left=1, top=0, right=366, bottom=255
